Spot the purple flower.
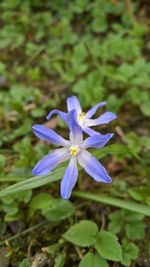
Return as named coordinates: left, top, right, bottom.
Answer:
left=47, top=95, right=117, bottom=136
left=32, top=110, right=113, bottom=199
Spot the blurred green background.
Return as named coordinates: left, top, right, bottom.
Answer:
left=0, top=0, right=150, bottom=266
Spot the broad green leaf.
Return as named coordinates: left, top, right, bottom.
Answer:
left=79, top=252, right=108, bottom=267
left=125, top=222, right=146, bottom=240
left=54, top=252, right=66, bottom=267
left=4, top=213, right=20, bottom=222
left=128, top=186, right=150, bottom=202
left=63, top=220, right=98, bottom=247
left=141, top=102, right=150, bottom=116
left=121, top=239, right=139, bottom=266
left=73, top=192, right=150, bottom=216
left=108, top=211, right=124, bottom=234
left=108, top=210, right=145, bottom=235
left=3, top=204, right=18, bottom=216
left=19, top=259, right=31, bottom=267
left=124, top=210, right=144, bottom=222
left=94, top=230, right=122, bottom=261
left=29, top=193, right=53, bottom=216
left=42, top=199, right=75, bottom=221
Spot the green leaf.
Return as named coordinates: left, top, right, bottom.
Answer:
left=0, top=154, right=6, bottom=168
left=141, top=102, right=150, bottom=116
left=19, top=259, right=31, bottom=267
left=29, top=193, right=53, bottom=216
left=73, top=192, right=150, bottom=217
left=94, top=230, right=122, bottom=261
left=128, top=186, right=150, bottom=202
left=124, top=211, right=144, bottom=222
left=121, top=239, right=139, bottom=266
left=63, top=220, right=98, bottom=247
left=79, top=252, right=108, bottom=267
left=125, top=221, right=146, bottom=240
left=108, top=211, right=124, bottom=234
left=3, top=204, right=18, bottom=216
left=4, top=213, right=19, bottom=222
left=42, top=199, right=75, bottom=221
left=54, top=252, right=66, bottom=267
left=0, top=176, right=25, bottom=182
left=0, top=166, right=65, bottom=198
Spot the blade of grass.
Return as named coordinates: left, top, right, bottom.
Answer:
left=0, top=177, right=25, bottom=182
left=0, top=221, right=48, bottom=246
left=73, top=191, right=150, bottom=216
left=0, top=166, right=65, bottom=197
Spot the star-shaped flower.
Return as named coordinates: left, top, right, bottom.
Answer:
left=32, top=110, right=113, bottom=199
left=47, top=95, right=117, bottom=136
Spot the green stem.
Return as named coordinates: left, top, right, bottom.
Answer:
left=0, top=221, right=48, bottom=247
left=73, top=191, right=150, bottom=216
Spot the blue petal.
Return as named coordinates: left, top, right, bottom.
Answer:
left=67, top=95, right=82, bottom=114
left=46, top=109, right=67, bottom=121
left=32, top=124, right=70, bottom=146
left=83, top=126, right=100, bottom=136
left=61, top=157, right=78, bottom=199
left=32, top=148, right=70, bottom=176
left=78, top=150, right=112, bottom=183
left=81, top=133, right=114, bottom=149
left=66, top=110, right=83, bottom=144
left=86, top=112, right=117, bottom=126
left=85, top=101, right=106, bottom=119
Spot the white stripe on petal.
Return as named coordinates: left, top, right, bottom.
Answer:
left=78, top=150, right=112, bottom=183
left=67, top=95, right=82, bottom=115
left=32, top=124, right=70, bottom=147
left=86, top=112, right=117, bottom=127
left=61, top=157, right=78, bottom=199
left=32, top=148, right=70, bottom=176
left=81, top=133, right=113, bottom=149
left=67, top=110, right=83, bottom=144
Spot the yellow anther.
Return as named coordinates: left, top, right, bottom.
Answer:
left=77, top=112, right=85, bottom=124
left=69, top=146, right=78, bottom=156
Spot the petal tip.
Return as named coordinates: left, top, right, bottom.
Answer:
left=61, top=191, right=70, bottom=200
left=113, top=114, right=117, bottom=119
left=32, top=168, right=37, bottom=176
left=32, top=125, right=37, bottom=133
left=107, top=177, right=112, bottom=183
left=46, top=114, right=50, bottom=120
left=109, top=133, right=114, bottom=139
left=32, top=124, right=39, bottom=130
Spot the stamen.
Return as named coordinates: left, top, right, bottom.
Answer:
left=69, top=145, right=79, bottom=156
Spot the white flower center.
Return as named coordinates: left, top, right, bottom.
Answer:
left=69, top=145, right=79, bottom=156
left=77, top=112, right=85, bottom=126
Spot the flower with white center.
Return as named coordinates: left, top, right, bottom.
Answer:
left=32, top=110, right=113, bottom=199
left=47, top=95, right=117, bottom=136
